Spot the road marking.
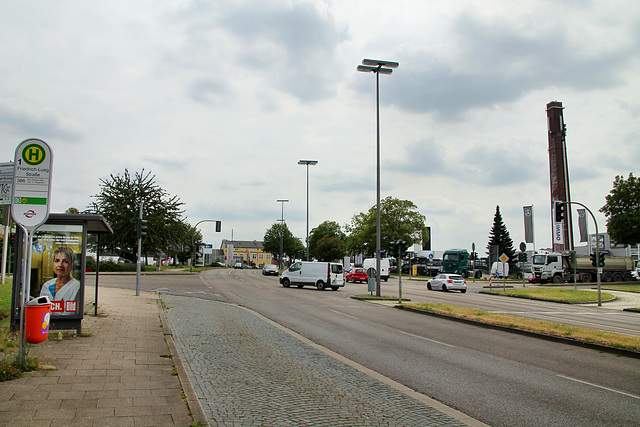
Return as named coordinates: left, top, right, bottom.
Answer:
left=557, top=375, right=640, bottom=400
left=399, top=331, right=455, bottom=348
left=329, top=309, right=359, bottom=320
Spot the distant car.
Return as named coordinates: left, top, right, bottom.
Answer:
left=262, top=264, right=279, bottom=276
left=346, top=268, right=368, bottom=283
left=234, top=262, right=243, bottom=269
left=427, top=274, right=467, bottom=293
left=211, top=262, right=225, bottom=268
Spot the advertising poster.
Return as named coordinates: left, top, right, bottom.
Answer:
left=30, top=224, right=83, bottom=316
left=195, top=243, right=204, bottom=267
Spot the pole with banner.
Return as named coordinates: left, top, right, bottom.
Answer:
left=1, top=162, right=14, bottom=284
left=11, top=139, right=53, bottom=364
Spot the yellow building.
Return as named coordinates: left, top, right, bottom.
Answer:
left=221, top=239, right=272, bottom=267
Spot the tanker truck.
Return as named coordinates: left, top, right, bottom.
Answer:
left=530, top=251, right=635, bottom=283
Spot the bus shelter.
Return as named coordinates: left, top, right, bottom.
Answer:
left=11, top=213, right=112, bottom=334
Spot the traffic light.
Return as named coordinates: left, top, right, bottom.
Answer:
left=399, top=240, right=407, bottom=256
left=554, top=201, right=565, bottom=222
left=216, top=221, right=221, bottom=232
left=137, top=219, right=148, bottom=239
left=522, top=253, right=528, bottom=263
left=389, top=240, right=398, bottom=257
left=590, top=253, right=597, bottom=267
left=599, top=253, right=605, bottom=267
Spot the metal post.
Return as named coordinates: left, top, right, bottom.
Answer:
left=375, top=70, right=381, bottom=296
left=136, top=201, right=143, bottom=296
left=306, top=164, right=310, bottom=261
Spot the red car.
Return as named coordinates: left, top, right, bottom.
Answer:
left=346, top=268, right=368, bottom=283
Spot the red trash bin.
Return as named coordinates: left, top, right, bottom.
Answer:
left=25, top=296, right=52, bottom=344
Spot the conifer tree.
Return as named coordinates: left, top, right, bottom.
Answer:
left=486, top=206, right=515, bottom=264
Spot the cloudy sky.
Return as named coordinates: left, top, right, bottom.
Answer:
left=2, top=0, right=639, bottom=255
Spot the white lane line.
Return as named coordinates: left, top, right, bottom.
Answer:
left=329, top=309, right=359, bottom=320
left=557, top=375, right=640, bottom=400
left=399, top=331, right=455, bottom=348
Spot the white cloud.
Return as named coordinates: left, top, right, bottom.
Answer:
left=1, top=0, right=638, bottom=253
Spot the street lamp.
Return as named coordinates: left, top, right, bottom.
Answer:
left=357, top=58, right=398, bottom=296
left=277, top=199, right=289, bottom=270
left=298, top=160, right=318, bottom=261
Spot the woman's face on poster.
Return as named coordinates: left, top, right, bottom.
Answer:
left=53, top=253, right=72, bottom=279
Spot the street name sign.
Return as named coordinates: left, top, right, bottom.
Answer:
left=11, top=139, right=53, bottom=230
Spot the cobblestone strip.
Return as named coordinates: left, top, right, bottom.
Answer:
left=161, top=295, right=469, bottom=426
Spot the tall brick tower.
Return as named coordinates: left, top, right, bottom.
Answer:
left=546, top=101, right=573, bottom=251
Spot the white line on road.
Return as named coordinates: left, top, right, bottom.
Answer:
left=399, top=331, right=455, bottom=348
left=557, top=375, right=640, bottom=400
left=329, top=309, right=359, bottom=320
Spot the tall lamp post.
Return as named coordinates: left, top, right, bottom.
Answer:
left=298, top=160, right=318, bottom=261
left=277, top=199, right=289, bottom=270
left=357, top=58, right=398, bottom=296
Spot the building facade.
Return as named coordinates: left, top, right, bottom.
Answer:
left=221, top=240, right=272, bottom=267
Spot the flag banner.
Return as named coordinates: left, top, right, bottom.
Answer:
left=578, top=209, right=588, bottom=242
left=523, top=206, right=534, bottom=243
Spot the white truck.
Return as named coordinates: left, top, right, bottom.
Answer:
left=531, top=251, right=635, bottom=283
left=363, top=257, right=390, bottom=281
left=279, top=261, right=344, bottom=290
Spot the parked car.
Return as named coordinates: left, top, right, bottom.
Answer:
left=346, top=268, right=368, bottom=283
left=234, top=262, right=243, bottom=269
left=427, top=274, right=467, bottom=293
left=211, top=262, right=225, bottom=268
left=262, top=264, right=279, bottom=276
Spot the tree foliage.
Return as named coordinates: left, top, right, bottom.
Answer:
left=486, top=205, right=515, bottom=263
left=345, top=197, right=428, bottom=257
left=309, top=221, right=346, bottom=261
left=263, top=222, right=304, bottom=264
left=90, top=169, right=197, bottom=260
left=600, top=173, right=640, bottom=245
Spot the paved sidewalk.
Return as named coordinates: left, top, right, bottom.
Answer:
left=0, top=286, right=195, bottom=427
left=162, top=294, right=481, bottom=427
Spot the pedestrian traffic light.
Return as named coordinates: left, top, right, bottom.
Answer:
left=554, top=201, right=565, bottom=222
left=590, top=252, right=597, bottom=267
left=137, top=219, right=148, bottom=239
left=599, top=253, right=605, bottom=267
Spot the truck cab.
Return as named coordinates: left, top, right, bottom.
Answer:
left=531, top=252, right=567, bottom=283
left=443, top=249, right=470, bottom=278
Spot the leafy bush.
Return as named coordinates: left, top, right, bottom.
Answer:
left=0, top=359, right=22, bottom=382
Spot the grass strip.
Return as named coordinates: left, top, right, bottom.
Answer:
left=400, top=303, right=640, bottom=353
left=481, top=288, right=615, bottom=303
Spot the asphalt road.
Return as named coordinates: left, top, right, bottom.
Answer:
left=95, top=270, right=640, bottom=426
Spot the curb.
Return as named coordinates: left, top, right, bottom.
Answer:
left=394, top=304, right=640, bottom=359
left=157, top=295, right=210, bottom=427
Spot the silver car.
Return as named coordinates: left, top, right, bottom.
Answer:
left=427, top=274, right=467, bottom=293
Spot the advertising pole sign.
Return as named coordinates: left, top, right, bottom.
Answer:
left=11, top=139, right=53, bottom=229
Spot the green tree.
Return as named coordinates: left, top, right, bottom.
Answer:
left=90, top=169, right=192, bottom=261
left=309, top=221, right=346, bottom=260
left=486, top=205, right=515, bottom=264
left=315, top=235, right=346, bottom=262
left=345, top=197, right=428, bottom=257
left=263, top=222, right=304, bottom=265
left=600, top=173, right=640, bottom=245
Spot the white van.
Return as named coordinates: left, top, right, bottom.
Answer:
left=280, top=261, right=344, bottom=291
left=362, top=258, right=390, bottom=282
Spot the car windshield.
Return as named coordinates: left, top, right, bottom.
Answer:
left=532, top=255, right=546, bottom=265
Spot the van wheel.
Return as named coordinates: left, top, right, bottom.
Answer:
left=331, top=287, right=339, bottom=291
left=383, top=277, right=388, bottom=282
left=297, top=285, right=304, bottom=288
left=282, top=279, right=291, bottom=288
left=316, top=281, right=325, bottom=291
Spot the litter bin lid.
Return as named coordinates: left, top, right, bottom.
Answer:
left=27, top=296, right=51, bottom=306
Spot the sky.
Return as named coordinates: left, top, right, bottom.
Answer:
left=2, top=0, right=639, bottom=255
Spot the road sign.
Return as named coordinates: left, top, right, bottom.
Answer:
left=499, top=253, right=509, bottom=263
left=0, top=162, right=14, bottom=205
left=11, top=139, right=53, bottom=229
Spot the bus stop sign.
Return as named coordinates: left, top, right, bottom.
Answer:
left=11, top=139, right=53, bottom=230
